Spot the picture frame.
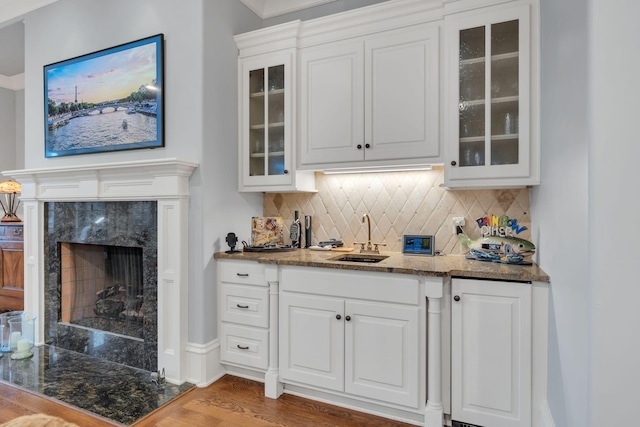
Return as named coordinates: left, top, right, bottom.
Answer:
left=44, top=34, right=164, bottom=158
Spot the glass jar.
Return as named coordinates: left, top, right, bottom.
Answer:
left=9, top=314, right=36, bottom=353
left=0, top=311, right=24, bottom=352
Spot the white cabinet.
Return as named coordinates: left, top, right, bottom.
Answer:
left=451, top=278, right=532, bottom=427
left=218, top=260, right=270, bottom=371
left=280, top=267, right=423, bottom=409
left=280, top=292, right=344, bottom=390
left=444, top=3, right=539, bottom=188
left=235, top=23, right=315, bottom=192
left=345, top=299, right=419, bottom=406
left=299, top=24, right=440, bottom=168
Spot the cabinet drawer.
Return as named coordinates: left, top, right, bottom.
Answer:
left=220, top=283, right=269, bottom=328
left=220, top=323, right=269, bottom=370
left=219, top=260, right=267, bottom=286
left=0, top=226, right=23, bottom=241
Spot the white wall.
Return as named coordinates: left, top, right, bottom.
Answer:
left=23, top=0, right=204, bottom=168
left=535, top=0, right=640, bottom=425
left=589, top=1, right=640, bottom=425
left=0, top=87, right=16, bottom=175
left=14, top=89, right=24, bottom=169
left=195, top=0, right=263, bottom=343
left=530, top=0, right=589, bottom=426
left=21, top=0, right=264, bottom=345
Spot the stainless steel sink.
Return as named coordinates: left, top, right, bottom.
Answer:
left=328, top=254, right=389, bottom=263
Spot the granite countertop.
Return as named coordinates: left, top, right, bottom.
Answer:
left=214, top=249, right=550, bottom=283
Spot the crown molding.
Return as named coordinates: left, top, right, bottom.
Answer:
left=0, top=0, right=59, bottom=26
left=0, top=73, right=24, bottom=90
left=240, top=0, right=337, bottom=19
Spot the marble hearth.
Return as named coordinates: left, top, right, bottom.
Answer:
left=5, top=158, right=197, bottom=384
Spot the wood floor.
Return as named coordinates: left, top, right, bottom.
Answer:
left=0, top=375, right=416, bottom=427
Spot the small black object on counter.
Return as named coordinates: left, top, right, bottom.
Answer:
left=225, top=232, right=241, bottom=254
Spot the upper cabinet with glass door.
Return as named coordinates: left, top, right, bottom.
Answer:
left=235, top=23, right=315, bottom=193
left=443, top=3, right=539, bottom=189
left=247, top=62, right=285, bottom=179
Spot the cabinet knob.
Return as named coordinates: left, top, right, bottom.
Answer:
left=357, top=144, right=363, bottom=150
left=336, top=314, right=342, bottom=320
left=451, top=160, right=457, bottom=166
left=365, top=143, right=371, bottom=149
left=284, top=169, right=289, bottom=174
left=237, top=344, right=249, bottom=350
left=236, top=273, right=249, bottom=277
left=345, top=315, right=351, bottom=321
left=454, top=295, right=460, bottom=302
left=236, top=304, right=249, bottom=309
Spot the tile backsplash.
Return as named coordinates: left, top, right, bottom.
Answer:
left=263, top=166, right=531, bottom=254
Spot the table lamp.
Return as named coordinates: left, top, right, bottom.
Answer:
left=0, top=180, right=22, bottom=222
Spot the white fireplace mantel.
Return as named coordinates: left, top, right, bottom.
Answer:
left=3, top=158, right=198, bottom=384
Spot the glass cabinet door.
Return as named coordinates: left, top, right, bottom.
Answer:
left=459, top=20, right=519, bottom=167
left=447, top=4, right=532, bottom=185
left=248, top=64, right=287, bottom=178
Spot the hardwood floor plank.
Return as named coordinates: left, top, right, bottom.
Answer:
left=135, top=375, right=416, bottom=427
left=0, top=382, right=119, bottom=426
left=0, top=375, right=416, bottom=427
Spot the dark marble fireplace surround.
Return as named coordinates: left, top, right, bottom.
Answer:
left=44, top=201, right=158, bottom=372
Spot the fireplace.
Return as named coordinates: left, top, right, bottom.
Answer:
left=45, top=201, right=157, bottom=370
left=6, top=159, right=197, bottom=383
left=60, top=243, right=144, bottom=336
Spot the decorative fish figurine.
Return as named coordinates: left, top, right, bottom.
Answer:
left=458, top=233, right=535, bottom=264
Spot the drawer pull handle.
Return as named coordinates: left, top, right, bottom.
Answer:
left=236, top=304, right=249, bottom=309
left=237, top=345, right=249, bottom=350
left=236, top=273, right=249, bottom=277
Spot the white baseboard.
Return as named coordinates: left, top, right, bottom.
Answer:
left=184, top=339, right=225, bottom=387
left=540, top=400, right=556, bottom=427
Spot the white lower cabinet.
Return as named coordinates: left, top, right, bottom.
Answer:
left=218, top=260, right=270, bottom=371
left=280, top=292, right=420, bottom=407
left=215, top=259, right=548, bottom=427
left=451, top=278, right=532, bottom=427
left=279, top=267, right=424, bottom=410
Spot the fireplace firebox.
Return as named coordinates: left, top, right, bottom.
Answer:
left=60, top=242, right=144, bottom=339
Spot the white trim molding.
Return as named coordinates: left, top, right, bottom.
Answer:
left=540, top=400, right=556, bottom=427
left=0, top=73, right=25, bottom=90
left=185, top=339, right=225, bottom=387
left=3, top=158, right=198, bottom=384
left=240, top=0, right=337, bottom=19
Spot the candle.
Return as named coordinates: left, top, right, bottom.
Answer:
left=17, top=339, right=30, bottom=353
left=10, top=331, right=21, bottom=349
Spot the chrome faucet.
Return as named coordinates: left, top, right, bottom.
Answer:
left=355, top=213, right=386, bottom=254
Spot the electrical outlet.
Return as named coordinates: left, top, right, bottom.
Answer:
left=452, top=217, right=465, bottom=234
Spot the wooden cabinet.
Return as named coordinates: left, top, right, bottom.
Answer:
left=235, top=22, right=315, bottom=192
left=451, top=278, right=532, bottom=427
left=218, top=260, right=270, bottom=371
left=280, top=267, right=423, bottom=409
left=444, top=3, right=539, bottom=188
left=0, top=223, right=24, bottom=311
left=299, top=24, right=440, bottom=169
